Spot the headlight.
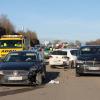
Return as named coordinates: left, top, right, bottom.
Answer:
left=0, top=71, right=4, bottom=75
left=77, top=65, right=80, bottom=68
left=77, top=60, right=84, bottom=64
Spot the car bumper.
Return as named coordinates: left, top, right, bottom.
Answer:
left=49, top=61, right=68, bottom=66
left=76, top=64, right=100, bottom=75
left=0, top=75, right=31, bottom=85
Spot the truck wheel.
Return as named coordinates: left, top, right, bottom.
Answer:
left=36, top=72, right=43, bottom=85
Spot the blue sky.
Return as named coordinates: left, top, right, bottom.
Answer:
left=0, top=0, right=100, bottom=41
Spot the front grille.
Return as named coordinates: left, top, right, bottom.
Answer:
left=3, top=70, right=29, bottom=76
left=18, top=70, right=29, bottom=76
left=85, top=61, right=100, bottom=67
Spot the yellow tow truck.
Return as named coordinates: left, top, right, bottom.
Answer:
left=0, top=35, right=29, bottom=58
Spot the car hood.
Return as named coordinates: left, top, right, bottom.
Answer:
left=0, top=62, right=37, bottom=70
left=78, top=54, right=100, bottom=61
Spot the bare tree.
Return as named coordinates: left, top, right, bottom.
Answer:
left=25, top=30, right=39, bottom=47
left=0, top=27, right=6, bottom=37
left=75, top=40, right=81, bottom=47
left=86, top=39, right=100, bottom=45
left=0, top=15, right=15, bottom=34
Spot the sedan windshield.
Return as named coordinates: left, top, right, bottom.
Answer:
left=4, top=53, right=37, bottom=62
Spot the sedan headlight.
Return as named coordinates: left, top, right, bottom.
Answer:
left=0, top=71, right=4, bottom=75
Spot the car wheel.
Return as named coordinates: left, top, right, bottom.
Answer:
left=42, top=66, right=46, bottom=80
left=36, top=72, right=43, bottom=85
left=64, top=65, right=68, bottom=69
left=76, top=72, right=81, bottom=77
left=50, top=65, right=54, bottom=68
left=69, top=61, right=74, bottom=69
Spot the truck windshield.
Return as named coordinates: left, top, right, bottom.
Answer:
left=0, top=40, right=22, bottom=48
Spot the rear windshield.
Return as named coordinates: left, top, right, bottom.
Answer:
left=51, top=51, right=67, bottom=55
left=79, top=47, right=100, bottom=55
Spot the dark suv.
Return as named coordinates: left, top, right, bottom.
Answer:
left=76, top=45, right=100, bottom=76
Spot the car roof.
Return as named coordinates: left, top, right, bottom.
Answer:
left=59, top=48, right=78, bottom=51
left=80, top=45, right=100, bottom=48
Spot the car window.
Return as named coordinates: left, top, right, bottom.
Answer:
left=70, top=50, right=78, bottom=56
left=51, top=51, right=67, bottom=55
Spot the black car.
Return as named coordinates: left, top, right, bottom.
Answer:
left=76, top=45, right=100, bottom=76
left=0, top=50, right=46, bottom=85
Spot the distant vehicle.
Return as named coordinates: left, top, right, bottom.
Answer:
left=61, top=48, right=78, bottom=68
left=49, top=50, right=69, bottom=68
left=44, top=48, right=50, bottom=59
left=0, top=35, right=30, bottom=58
left=0, top=50, right=46, bottom=85
left=76, top=45, right=100, bottom=76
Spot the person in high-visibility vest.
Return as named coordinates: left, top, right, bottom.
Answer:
left=14, top=42, right=22, bottom=47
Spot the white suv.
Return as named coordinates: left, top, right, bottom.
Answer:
left=61, top=48, right=78, bottom=68
left=49, top=50, right=69, bottom=67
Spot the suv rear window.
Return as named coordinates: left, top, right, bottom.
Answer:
left=51, top=51, right=67, bottom=55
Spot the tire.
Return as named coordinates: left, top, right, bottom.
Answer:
left=36, top=72, right=43, bottom=85
left=50, top=65, right=54, bottom=68
left=42, top=66, right=46, bottom=80
left=76, top=72, right=81, bottom=77
left=64, top=65, right=68, bottom=69
left=69, top=61, right=75, bottom=69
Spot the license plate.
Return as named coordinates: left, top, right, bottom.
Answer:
left=8, top=76, right=22, bottom=80
left=88, top=67, right=100, bottom=70
left=54, top=61, right=61, bottom=63
left=54, top=61, right=60, bottom=63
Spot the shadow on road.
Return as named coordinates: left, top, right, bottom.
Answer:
left=80, top=74, right=100, bottom=77
left=44, top=71, right=60, bottom=84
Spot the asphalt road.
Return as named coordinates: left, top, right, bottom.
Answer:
left=0, top=65, right=100, bottom=100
